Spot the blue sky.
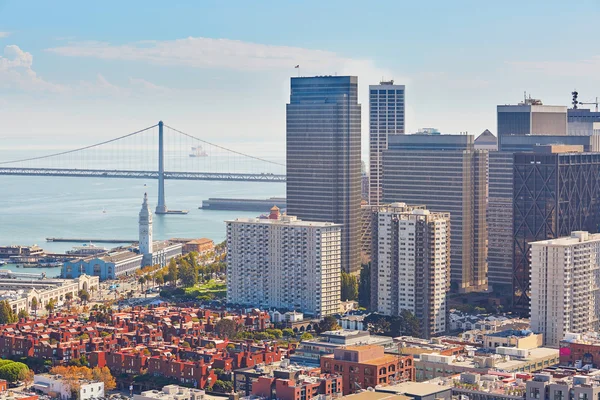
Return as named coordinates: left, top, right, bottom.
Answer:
left=0, top=0, right=599, bottom=159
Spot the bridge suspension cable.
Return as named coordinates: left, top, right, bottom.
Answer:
left=164, top=124, right=285, bottom=167
left=0, top=124, right=158, bottom=165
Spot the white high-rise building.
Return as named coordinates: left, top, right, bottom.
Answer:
left=226, top=215, right=341, bottom=317
left=369, top=81, right=405, bottom=206
left=370, top=203, right=450, bottom=338
left=139, top=193, right=153, bottom=256
left=530, top=231, right=600, bottom=348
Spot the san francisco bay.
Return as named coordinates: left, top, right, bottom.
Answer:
left=0, top=175, right=285, bottom=277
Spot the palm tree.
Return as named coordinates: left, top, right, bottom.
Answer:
left=138, top=276, right=146, bottom=292
left=31, top=297, right=38, bottom=319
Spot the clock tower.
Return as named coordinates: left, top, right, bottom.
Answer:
left=139, top=192, right=153, bottom=256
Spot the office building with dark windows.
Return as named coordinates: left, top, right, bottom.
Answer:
left=382, top=134, right=488, bottom=293
left=513, top=146, right=600, bottom=313
left=497, top=97, right=567, bottom=139
left=487, top=134, right=600, bottom=294
left=286, top=76, right=362, bottom=274
left=568, top=108, right=600, bottom=136
left=369, top=81, right=405, bottom=206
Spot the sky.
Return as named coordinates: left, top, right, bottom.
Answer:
left=1, top=0, right=599, bottom=160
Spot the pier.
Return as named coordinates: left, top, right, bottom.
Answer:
left=0, top=269, right=45, bottom=280
left=46, top=238, right=135, bottom=243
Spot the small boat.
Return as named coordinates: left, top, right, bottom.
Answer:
left=189, top=146, right=208, bottom=157
left=0, top=260, right=6, bottom=266
left=102, top=208, right=107, bottom=213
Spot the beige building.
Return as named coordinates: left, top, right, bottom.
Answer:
left=1, top=275, right=99, bottom=316
left=481, top=330, right=543, bottom=350
left=134, top=385, right=220, bottom=400
left=530, top=231, right=600, bottom=347
left=415, top=347, right=559, bottom=381
left=226, top=215, right=342, bottom=317
left=370, top=203, right=450, bottom=338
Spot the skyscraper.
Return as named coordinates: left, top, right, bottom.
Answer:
left=370, top=203, right=450, bottom=338
left=286, top=76, right=361, bottom=274
left=513, top=146, right=600, bottom=312
left=226, top=215, right=342, bottom=317
left=369, top=81, right=405, bottom=206
left=530, top=231, right=600, bottom=347
left=497, top=96, right=567, bottom=139
left=382, top=134, right=488, bottom=293
left=487, top=134, right=600, bottom=294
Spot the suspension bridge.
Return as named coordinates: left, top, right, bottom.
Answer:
left=0, top=121, right=286, bottom=214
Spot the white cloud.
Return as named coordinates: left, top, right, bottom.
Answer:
left=46, top=36, right=361, bottom=71
left=508, top=56, right=600, bottom=79
left=0, top=45, right=65, bottom=92
left=129, top=77, right=172, bottom=93
left=0, top=32, right=11, bottom=38
left=0, top=44, right=175, bottom=96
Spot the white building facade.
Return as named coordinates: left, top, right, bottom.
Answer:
left=369, top=81, right=405, bottom=206
left=139, top=193, right=153, bottom=260
left=226, top=215, right=341, bottom=317
left=371, top=203, right=450, bottom=338
left=530, top=231, right=600, bottom=348
left=34, top=374, right=104, bottom=400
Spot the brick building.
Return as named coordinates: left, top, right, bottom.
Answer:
left=320, top=345, right=415, bottom=395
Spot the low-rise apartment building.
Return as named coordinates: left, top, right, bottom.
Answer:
left=320, top=345, right=415, bottom=395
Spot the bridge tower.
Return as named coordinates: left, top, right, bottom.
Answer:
left=155, top=120, right=168, bottom=214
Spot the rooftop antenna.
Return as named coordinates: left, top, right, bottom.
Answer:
left=572, top=90, right=579, bottom=109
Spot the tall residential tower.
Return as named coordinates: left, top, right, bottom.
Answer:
left=286, top=76, right=361, bottom=274
left=226, top=215, right=342, bottom=317
left=369, top=81, right=405, bottom=206
left=370, top=203, right=450, bottom=338
left=530, top=231, right=600, bottom=347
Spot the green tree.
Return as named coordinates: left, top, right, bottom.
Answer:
left=0, top=300, right=17, bottom=324
left=212, top=380, right=233, bottom=393
left=214, top=318, right=238, bottom=339
left=138, top=276, right=147, bottom=291
left=30, top=297, right=39, bottom=318
left=266, top=329, right=283, bottom=339
left=282, top=328, right=294, bottom=337
left=179, top=259, right=198, bottom=288
left=358, top=263, right=371, bottom=309
left=167, top=258, right=178, bottom=285
left=45, top=299, right=57, bottom=315
left=0, top=361, right=29, bottom=383
left=17, top=309, right=29, bottom=320
left=300, top=332, right=313, bottom=341
left=341, top=271, right=359, bottom=301
left=155, top=273, right=165, bottom=286
left=78, top=290, right=90, bottom=304
left=316, top=316, right=340, bottom=334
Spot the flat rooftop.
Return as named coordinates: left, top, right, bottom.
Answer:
left=487, top=329, right=534, bottom=338
left=342, top=392, right=411, bottom=400
left=226, top=216, right=340, bottom=228
left=377, top=381, right=452, bottom=396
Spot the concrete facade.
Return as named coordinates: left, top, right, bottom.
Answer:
left=369, top=81, right=405, bottom=206
left=530, top=231, right=600, bottom=347
left=370, top=203, right=450, bottom=338
left=226, top=215, right=341, bottom=317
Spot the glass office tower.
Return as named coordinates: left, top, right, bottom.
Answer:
left=286, top=76, right=362, bottom=274
left=513, top=148, right=600, bottom=313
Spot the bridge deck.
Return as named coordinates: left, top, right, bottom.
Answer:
left=0, top=167, right=286, bottom=182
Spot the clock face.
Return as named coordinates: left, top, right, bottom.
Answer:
left=141, top=229, right=148, bottom=235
